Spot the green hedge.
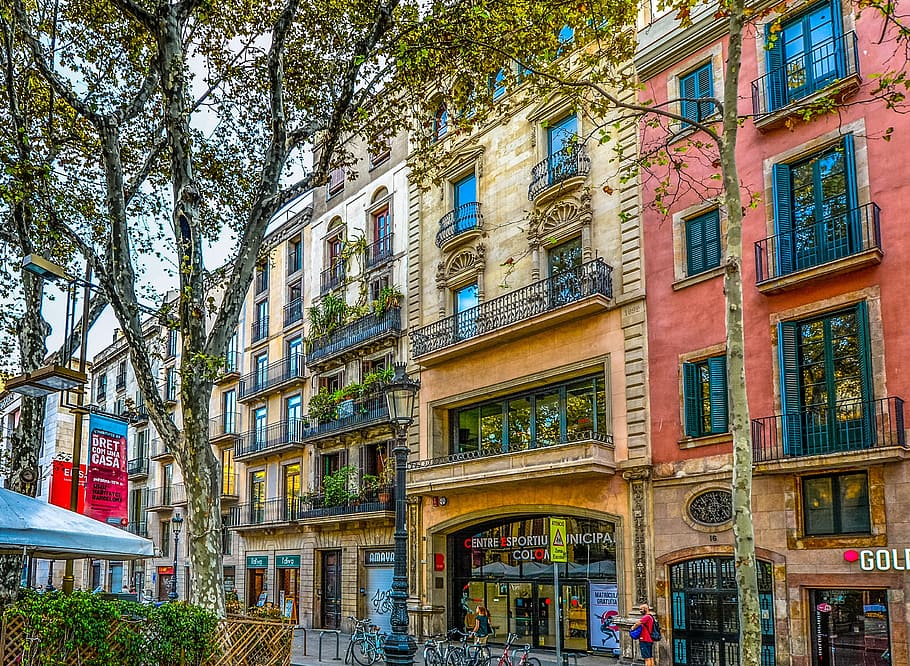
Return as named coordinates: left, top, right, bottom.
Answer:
left=4, top=591, right=219, bottom=666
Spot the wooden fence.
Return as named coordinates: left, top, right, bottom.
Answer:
left=0, top=613, right=294, bottom=666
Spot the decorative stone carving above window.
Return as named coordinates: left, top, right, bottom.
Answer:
left=435, top=243, right=486, bottom=316
left=527, top=190, right=593, bottom=280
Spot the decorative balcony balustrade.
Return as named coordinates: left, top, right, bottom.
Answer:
left=436, top=203, right=483, bottom=248
left=126, top=521, right=148, bottom=537
left=150, top=441, right=173, bottom=460
left=411, top=258, right=613, bottom=358
left=229, top=487, right=394, bottom=528
left=251, top=316, right=269, bottom=343
left=284, top=299, right=303, bottom=327
left=172, top=483, right=187, bottom=505
left=210, top=413, right=241, bottom=442
left=528, top=144, right=590, bottom=201
left=366, top=234, right=394, bottom=268
left=304, top=395, right=389, bottom=441
left=754, top=203, right=881, bottom=284
left=306, top=307, right=401, bottom=367
left=321, top=263, right=345, bottom=294
left=235, top=419, right=308, bottom=459
left=752, top=32, right=859, bottom=116
left=132, top=403, right=149, bottom=423
left=146, top=486, right=173, bottom=509
left=751, top=396, right=906, bottom=463
left=127, top=457, right=149, bottom=477
left=238, top=355, right=305, bottom=400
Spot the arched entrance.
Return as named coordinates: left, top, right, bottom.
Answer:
left=450, top=514, right=618, bottom=653
left=669, top=556, right=775, bottom=665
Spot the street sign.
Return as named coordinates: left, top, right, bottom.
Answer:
left=550, top=518, right=567, bottom=563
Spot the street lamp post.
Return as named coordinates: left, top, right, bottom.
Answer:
left=169, top=512, right=183, bottom=601
left=382, top=363, right=419, bottom=666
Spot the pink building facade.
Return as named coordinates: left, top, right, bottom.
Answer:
left=637, top=2, right=910, bottom=664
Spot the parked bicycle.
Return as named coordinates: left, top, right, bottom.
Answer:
left=490, top=634, right=540, bottom=666
left=345, top=616, right=386, bottom=666
left=445, top=629, right=491, bottom=666
left=424, top=629, right=461, bottom=666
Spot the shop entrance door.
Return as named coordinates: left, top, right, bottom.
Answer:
left=510, top=583, right=557, bottom=648
left=321, top=550, right=342, bottom=629
left=247, top=568, right=266, bottom=607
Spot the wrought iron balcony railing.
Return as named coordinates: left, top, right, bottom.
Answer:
left=251, top=316, right=269, bottom=343
left=116, top=373, right=127, bottom=390
left=209, top=413, right=241, bottom=440
left=751, top=396, right=905, bottom=463
left=230, top=498, right=300, bottom=527
left=752, top=32, right=859, bottom=116
left=127, top=457, right=149, bottom=477
left=126, top=521, right=148, bottom=537
left=150, top=441, right=173, bottom=459
left=304, top=395, right=389, bottom=440
left=146, top=486, right=173, bottom=508
left=235, top=419, right=308, bottom=458
left=284, top=298, right=303, bottom=327
left=528, top=144, right=590, bottom=201
left=238, top=355, right=304, bottom=399
left=306, top=307, right=401, bottom=366
left=172, top=483, right=187, bottom=505
left=230, top=488, right=394, bottom=528
left=321, top=263, right=345, bottom=294
left=436, top=203, right=483, bottom=247
left=754, top=203, right=881, bottom=283
left=132, top=404, right=149, bottom=423
left=366, top=234, right=394, bottom=268
left=408, top=430, right=613, bottom=470
left=411, top=258, right=613, bottom=358
left=221, top=474, right=239, bottom=499
left=222, top=350, right=239, bottom=375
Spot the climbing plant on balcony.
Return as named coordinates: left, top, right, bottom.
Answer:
left=322, top=465, right=359, bottom=506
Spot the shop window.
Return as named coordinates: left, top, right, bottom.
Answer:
left=685, top=208, right=721, bottom=276
left=679, top=62, right=715, bottom=126
left=778, top=302, right=872, bottom=456
left=682, top=355, right=728, bottom=437
left=452, top=373, right=607, bottom=455
left=802, top=471, right=870, bottom=536
left=808, top=589, right=889, bottom=666
left=766, top=1, right=846, bottom=112
left=772, top=136, right=859, bottom=277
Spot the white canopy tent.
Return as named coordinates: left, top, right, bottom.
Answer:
left=0, top=487, right=155, bottom=559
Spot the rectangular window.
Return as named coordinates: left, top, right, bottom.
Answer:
left=160, top=521, right=170, bottom=557
left=682, top=355, right=728, bottom=437
left=221, top=448, right=236, bottom=496
left=116, top=361, right=127, bottom=390
left=778, top=302, right=872, bottom=456
left=165, top=368, right=177, bottom=402
left=454, top=283, right=479, bottom=340
left=167, top=329, right=178, bottom=358
left=327, top=167, right=345, bottom=196
left=255, top=263, right=269, bottom=294
left=319, top=373, right=343, bottom=394
left=802, top=472, right=870, bottom=535
left=96, top=374, right=107, bottom=401
left=287, top=238, right=302, bottom=275
left=250, top=470, right=265, bottom=523
left=451, top=373, right=607, bottom=455
left=772, top=136, right=859, bottom=276
left=225, top=332, right=238, bottom=373
left=679, top=62, right=714, bottom=125
left=222, top=390, right=237, bottom=433
left=808, top=589, right=889, bottom=666
left=685, top=209, right=722, bottom=276
left=136, top=429, right=149, bottom=459
left=254, top=300, right=268, bottom=342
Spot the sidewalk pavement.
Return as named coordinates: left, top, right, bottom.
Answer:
left=291, top=630, right=622, bottom=666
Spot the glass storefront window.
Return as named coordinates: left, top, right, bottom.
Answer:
left=810, top=589, right=890, bottom=666
left=508, top=398, right=532, bottom=452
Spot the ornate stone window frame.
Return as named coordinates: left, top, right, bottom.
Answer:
left=527, top=190, right=593, bottom=281
left=434, top=243, right=486, bottom=319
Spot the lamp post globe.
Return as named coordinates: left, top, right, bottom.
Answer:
left=382, top=363, right=419, bottom=666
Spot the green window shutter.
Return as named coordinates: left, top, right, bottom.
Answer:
left=766, top=24, right=786, bottom=111
left=778, top=321, right=802, bottom=455
left=686, top=215, right=705, bottom=275
left=683, top=362, right=701, bottom=437
left=854, top=301, right=873, bottom=404
left=708, top=355, right=729, bottom=433
left=696, top=63, right=714, bottom=120
left=680, top=70, right=697, bottom=123
left=773, top=163, right=794, bottom=276
left=841, top=134, right=862, bottom=249
left=703, top=210, right=722, bottom=270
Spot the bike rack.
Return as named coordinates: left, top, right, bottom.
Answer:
left=319, top=629, right=342, bottom=661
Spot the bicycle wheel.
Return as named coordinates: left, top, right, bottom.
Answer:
left=344, top=641, right=355, bottom=665
left=352, top=638, right=376, bottom=666
left=470, top=644, right=491, bottom=666
left=424, top=646, right=441, bottom=666
left=523, top=657, right=541, bottom=666
left=447, top=648, right=465, bottom=666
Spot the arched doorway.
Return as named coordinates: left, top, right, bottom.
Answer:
left=669, top=556, right=775, bottom=665
left=451, top=515, right=618, bottom=652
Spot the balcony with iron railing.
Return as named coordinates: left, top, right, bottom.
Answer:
left=126, top=521, right=148, bottom=537
left=215, top=350, right=240, bottom=384
left=251, top=316, right=269, bottom=343
left=436, top=203, right=483, bottom=249
left=303, top=394, right=391, bottom=443
left=751, top=396, right=906, bottom=470
left=221, top=474, right=240, bottom=502
left=238, top=355, right=305, bottom=401
left=284, top=299, right=303, bottom=327
left=229, top=488, right=394, bottom=530
left=172, top=483, right=187, bottom=505
left=754, top=203, right=883, bottom=293
left=132, top=403, right=149, bottom=423
left=209, top=413, right=242, bottom=445
left=366, top=234, right=394, bottom=269
left=408, top=431, right=615, bottom=494
left=146, top=486, right=174, bottom=510
left=127, top=457, right=149, bottom=478
left=752, top=32, right=860, bottom=125
left=321, top=263, right=345, bottom=294
left=528, top=144, right=591, bottom=203
left=306, top=307, right=401, bottom=370
left=410, top=258, right=613, bottom=363
left=234, top=419, right=308, bottom=461
left=150, top=441, right=174, bottom=461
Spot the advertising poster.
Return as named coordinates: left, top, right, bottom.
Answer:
left=589, top=583, right=619, bottom=652
left=85, top=413, right=129, bottom=526
left=49, top=460, right=86, bottom=513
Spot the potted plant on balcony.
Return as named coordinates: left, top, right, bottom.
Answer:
left=376, top=452, right=395, bottom=504
left=308, top=388, right=338, bottom=422
left=372, top=284, right=404, bottom=316
left=323, top=465, right=359, bottom=507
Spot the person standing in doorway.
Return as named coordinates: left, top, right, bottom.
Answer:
left=630, top=603, right=655, bottom=666
left=472, top=605, right=492, bottom=645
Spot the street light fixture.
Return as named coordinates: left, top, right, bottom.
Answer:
left=169, top=512, right=183, bottom=601
left=382, top=362, right=419, bottom=666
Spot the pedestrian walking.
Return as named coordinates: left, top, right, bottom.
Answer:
left=630, top=603, right=655, bottom=666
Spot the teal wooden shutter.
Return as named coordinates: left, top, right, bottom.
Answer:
left=683, top=363, right=701, bottom=437
left=854, top=300, right=875, bottom=445
left=841, top=134, right=861, bottom=251
left=680, top=71, right=697, bottom=124
left=773, top=163, right=794, bottom=276
left=704, top=210, right=721, bottom=270
left=778, top=321, right=802, bottom=455
left=696, top=63, right=714, bottom=120
left=766, top=24, right=786, bottom=111
left=686, top=215, right=705, bottom=275
left=708, top=356, right=729, bottom=433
